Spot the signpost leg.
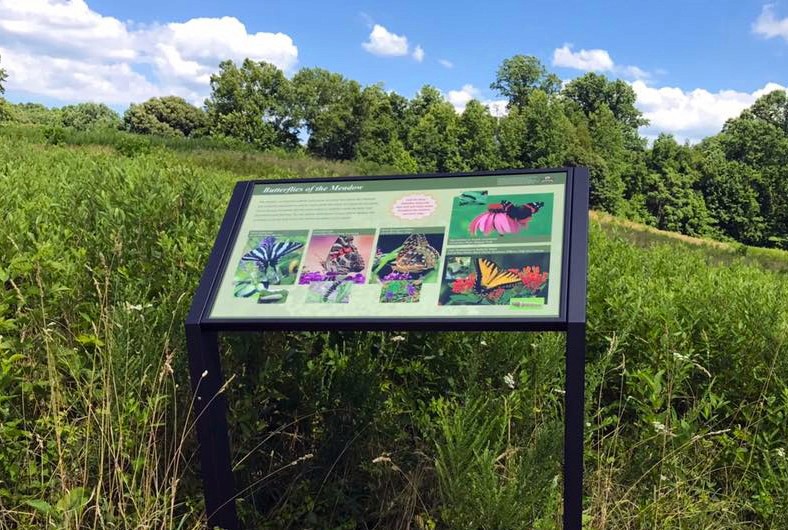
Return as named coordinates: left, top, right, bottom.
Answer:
left=186, top=325, right=239, bottom=530
left=563, top=322, right=586, bottom=530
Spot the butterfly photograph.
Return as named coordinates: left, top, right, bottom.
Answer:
left=299, top=230, right=375, bottom=284
left=232, top=231, right=307, bottom=302
left=447, top=192, right=554, bottom=243
left=438, top=252, right=550, bottom=306
left=371, top=230, right=445, bottom=284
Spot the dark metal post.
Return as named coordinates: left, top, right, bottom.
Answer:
left=563, top=167, right=589, bottom=529
left=185, top=324, right=239, bottom=530
left=183, top=181, right=250, bottom=528
left=563, top=322, right=586, bottom=530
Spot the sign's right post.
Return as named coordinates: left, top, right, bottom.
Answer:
left=563, top=166, right=589, bottom=529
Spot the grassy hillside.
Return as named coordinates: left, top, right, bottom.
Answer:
left=1, top=132, right=787, bottom=529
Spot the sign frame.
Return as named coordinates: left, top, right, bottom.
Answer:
left=186, top=166, right=588, bottom=529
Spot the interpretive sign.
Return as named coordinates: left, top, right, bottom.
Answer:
left=206, top=171, right=569, bottom=324
left=186, top=167, right=588, bottom=529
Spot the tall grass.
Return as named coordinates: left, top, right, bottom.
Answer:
left=1, top=133, right=787, bottom=529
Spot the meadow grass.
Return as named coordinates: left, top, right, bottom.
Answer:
left=1, top=133, right=787, bottom=529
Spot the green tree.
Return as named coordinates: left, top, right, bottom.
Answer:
left=745, top=89, right=788, bottom=134
left=7, top=103, right=62, bottom=125
left=405, top=86, right=464, bottom=172
left=568, top=103, right=627, bottom=212
left=61, top=102, right=121, bottom=130
left=0, top=53, right=7, bottom=95
left=292, top=67, right=362, bottom=159
left=519, top=89, right=572, bottom=167
left=697, top=142, right=765, bottom=244
left=490, top=55, right=561, bottom=109
left=355, top=85, right=417, bottom=172
left=497, top=106, right=528, bottom=168
left=643, top=134, right=713, bottom=236
left=562, top=72, right=647, bottom=131
left=719, top=99, right=788, bottom=247
left=205, top=59, right=299, bottom=150
left=458, top=100, right=500, bottom=171
left=124, top=96, right=207, bottom=137
left=497, top=90, right=573, bottom=169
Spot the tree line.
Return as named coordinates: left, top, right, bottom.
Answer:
left=1, top=53, right=786, bottom=248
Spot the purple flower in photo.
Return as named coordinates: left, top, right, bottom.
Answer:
left=299, top=271, right=325, bottom=284
left=383, top=272, right=411, bottom=281
left=406, top=283, right=416, bottom=296
left=385, top=291, right=395, bottom=300
left=351, top=273, right=366, bottom=284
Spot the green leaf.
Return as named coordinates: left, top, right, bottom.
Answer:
left=25, top=499, right=52, bottom=515
left=55, top=487, right=89, bottom=513
left=75, top=334, right=105, bottom=347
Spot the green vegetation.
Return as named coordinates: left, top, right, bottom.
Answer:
left=124, top=96, right=208, bottom=138
left=3, top=55, right=786, bottom=251
left=1, top=130, right=787, bottom=529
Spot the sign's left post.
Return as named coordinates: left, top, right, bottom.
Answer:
left=185, top=325, right=239, bottom=529
left=185, top=181, right=250, bottom=529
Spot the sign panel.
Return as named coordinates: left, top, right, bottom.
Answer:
left=207, top=170, right=568, bottom=321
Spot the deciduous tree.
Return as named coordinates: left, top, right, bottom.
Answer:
left=62, top=102, right=121, bottom=130
left=206, top=59, right=299, bottom=150
left=0, top=53, right=7, bottom=95
left=292, top=67, right=362, bottom=159
left=490, top=55, right=561, bottom=109
left=124, top=96, right=207, bottom=137
left=562, top=72, right=647, bottom=131
left=458, top=100, right=500, bottom=171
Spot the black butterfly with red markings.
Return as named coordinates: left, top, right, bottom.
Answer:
left=487, top=200, right=544, bottom=228
left=320, top=235, right=365, bottom=275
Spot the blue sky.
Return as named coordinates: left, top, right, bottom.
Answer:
left=1, top=0, right=786, bottom=140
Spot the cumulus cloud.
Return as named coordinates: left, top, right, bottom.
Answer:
left=444, top=83, right=507, bottom=116
left=446, top=84, right=480, bottom=112
left=633, top=80, right=787, bottom=142
left=0, top=0, right=298, bottom=105
left=362, top=24, right=409, bottom=56
left=552, top=43, right=648, bottom=80
left=361, top=23, right=425, bottom=62
left=412, top=45, right=425, bottom=62
left=753, top=4, right=788, bottom=40
left=439, top=59, right=454, bottom=69
left=553, top=44, right=614, bottom=72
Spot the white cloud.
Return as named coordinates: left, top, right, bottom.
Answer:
left=0, top=46, right=163, bottom=103
left=553, top=44, right=614, bottom=72
left=444, top=83, right=508, bottom=116
left=0, top=0, right=298, bottom=105
left=621, top=65, right=649, bottom=80
left=447, top=84, right=480, bottom=112
left=552, top=43, right=649, bottom=80
left=633, top=80, right=787, bottom=142
left=362, top=24, right=409, bottom=56
left=412, top=45, right=425, bottom=62
left=148, top=16, right=298, bottom=91
left=753, top=4, right=788, bottom=41
left=361, top=23, right=424, bottom=62
left=0, top=0, right=136, bottom=61
left=439, top=59, right=453, bottom=69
